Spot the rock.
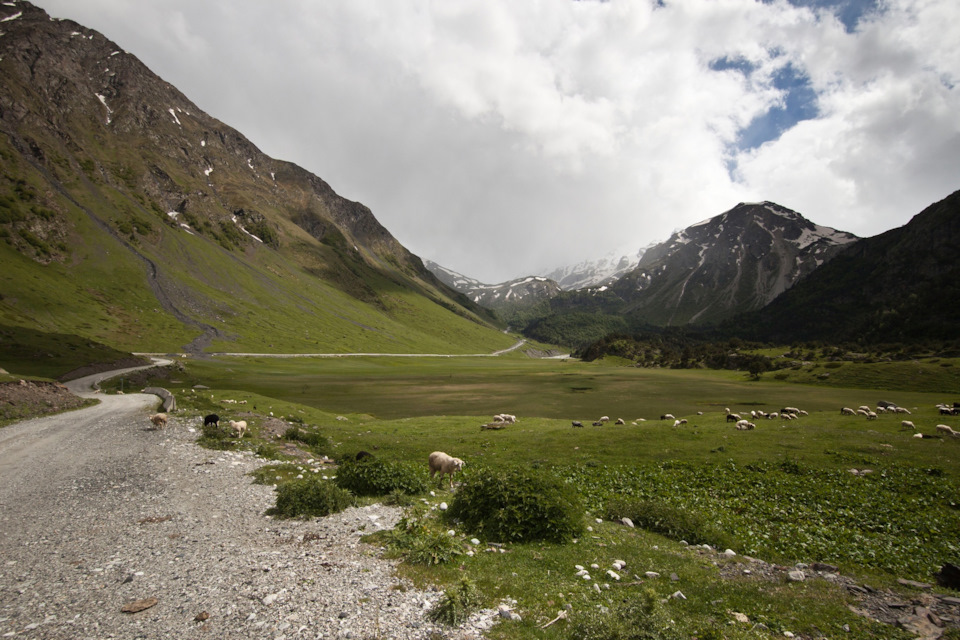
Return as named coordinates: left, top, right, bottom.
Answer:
left=621, top=517, right=634, bottom=528
left=606, top=570, right=621, bottom=581
left=645, top=571, right=660, bottom=579
left=723, top=549, right=736, bottom=557
left=498, top=605, right=521, bottom=621
left=787, top=571, right=805, bottom=582
left=897, top=578, right=932, bottom=590
left=670, top=590, right=686, bottom=600
left=121, top=597, right=158, bottom=613
left=669, top=573, right=679, bottom=582
left=812, top=562, right=838, bottom=572
left=262, top=593, right=279, bottom=606
left=731, top=611, right=750, bottom=624
left=194, top=611, right=209, bottom=622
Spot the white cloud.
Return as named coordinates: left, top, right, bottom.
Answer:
left=34, top=0, right=960, bottom=283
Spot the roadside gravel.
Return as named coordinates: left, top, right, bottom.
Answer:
left=0, top=377, right=495, bottom=639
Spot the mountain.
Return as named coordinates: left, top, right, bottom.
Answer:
left=0, top=2, right=507, bottom=357
left=608, top=201, right=858, bottom=326
left=425, top=261, right=561, bottom=313
left=734, top=189, right=960, bottom=344
left=541, top=246, right=651, bottom=291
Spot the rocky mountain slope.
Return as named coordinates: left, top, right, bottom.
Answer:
left=425, top=261, right=561, bottom=312
left=609, top=201, right=858, bottom=326
left=736, top=189, right=960, bottom=343
left=0, top=2, right=505, bottom=355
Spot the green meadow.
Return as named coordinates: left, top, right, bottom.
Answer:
left=111, top=355, right=960, bottom=638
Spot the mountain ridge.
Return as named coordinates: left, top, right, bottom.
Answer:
left=0, top=1, right=508, bottom=355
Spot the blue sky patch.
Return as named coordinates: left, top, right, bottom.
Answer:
left=769, top=0, right=881, bottom=32
left=735, top=62, right=819, bottom=151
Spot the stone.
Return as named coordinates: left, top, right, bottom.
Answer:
left=645, top=571, right=660, bottom=579
left=812, top=562, right=838, bottom=572
left=621, top=517, right=634, bottom=528
left=194, top=611, right=210, bottom=622
left=121, top=597, right=158, bottom=613
left=731, top=611, right=750, bottom=624
left=786, top=571, right=805, bottom=582
left=670, top=590, right=686, bottom=600
left=897, top=578, right=932, bottom=590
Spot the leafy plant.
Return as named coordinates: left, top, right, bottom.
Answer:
left=282, top=425, right=330, bottom=455
left=447, top=466, right=585, bottom=543
left=269, top=476, right=355, bottom=518
left=334, top=458, right=428, bottom=497
left=429, top=577, right=483, bottom=626
left=604, top=497, right=735, bottom=549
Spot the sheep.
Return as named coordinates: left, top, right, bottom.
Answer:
left=857, top=408, right=869, bottom=416
left=726, top=414, right=741, bottom=423
left=866, top=411, right=878, bottom=420
left=900, top=420, right=916, bottom=431
left=858, top=405, right=871, bottom=412
left=841, top=407, right=856, bottom=415
left=615, top=418, right=625, bottom=425
left=673, top=420, right=681, bottom=427
left=660, top=414, right=675, bottom=421
left=781, top=407, right=800, bottom=415
left=599, top=416, right=610, bottom=423
left=203, top=414, right=220, bottom=428
left=572, top=421, right=583, bottom=428
left=592, top=420, right=604, bottom=426
left=936, top=424, right=959, bottom=438
left=149, top=413, right=167, bottom=429
left=493, top=413, right=517, bottom=424
left=798, top=410, right=809, bottom=416
left=895, top=407, right=912, bottom=414
left=228, top=419, right=248, bottom=438
left=428, top=451, right=464, bottom=488
left=939, top=406, right=957, bottom=416
left=735, top=420, right=755, bottom=430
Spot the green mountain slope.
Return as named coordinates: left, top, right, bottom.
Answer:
left=0, top=2, right=507, bottom=356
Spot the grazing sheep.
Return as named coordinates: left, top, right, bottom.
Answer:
left=203, top=413, right=220, bottom=428
left=228, top=419, right=248, bottom=438
left=798, top=410, right=809, bottom=416
left=781, top=407, right=800, bottom=415
left=592, top=420, right=604, bottom=426
left=900, top=420, right=916, bottom=431
left=572, top=421, right=583, bottom=428
left=149, top=413, right=167, bottom=429
left=936, top=424, right=959, bottom=438
left=857, top=408, right=869, bottom=416
left=866, top=411, right=878, bottom=420
left=735, top=420, right=755, bottom=430
left=913, top=432, right=924, bottom=439
left=768, top=412, right=779, bottom=419
left=615, top=418, right=625, bottom=425
left=660, top=414, right=675, bottom=421
left=841, top=407, right=856, bottom=415
left=875, top=406, right=887, bottom=413
left=428, top=451, right=464, bottom=488
left=599, top=416, right=610, bottom=423
left=858, top=405, right=872, bottom=412
left=673, top=419, right=681, bottom=427
left=939, top=406, right=957, bottom=416
left=494, top=413, right=517, bottom=424
left=726, top=414, right=741, bottom=423
left=895, top=407, right=912, bottom=414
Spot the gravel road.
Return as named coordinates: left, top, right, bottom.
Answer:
left=0, top=366, right=494, bottom=639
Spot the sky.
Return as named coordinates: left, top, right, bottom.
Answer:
left=33, top=0, right=960, bottom=283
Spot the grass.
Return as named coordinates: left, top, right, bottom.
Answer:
left=76, top=354, right=960, bottom=638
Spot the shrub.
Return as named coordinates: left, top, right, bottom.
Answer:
left=334, top=458, right=428, bottom=497
left=429, top=577, right=483, bottom=626
left=197, top=421, right=236, bottom=450
left=569, top=587, right=683, bottom=640
left=269, top=476, right=355, bottom=519
left=604, top=497, right=735, bottom=549
left=446, top=466, right=584, bottom=543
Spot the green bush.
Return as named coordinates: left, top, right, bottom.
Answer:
left=604, top=497, right=735, bottom=549
left=429, top=577, right=483, bottom=626
left=446, top=466, right=585, bottom=543
left=334, top=458, right=428, bottom=497
left=269, top=476, right=355, bottom=519
left=569, top=587, right=683, bottom=640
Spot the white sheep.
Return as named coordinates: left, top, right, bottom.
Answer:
left=229, top=419, right=248, bottom=438
left=936, top=424, right=959, bottom=438
left=428, top=451, right=464, bottom=489
left=149, top=413, right=167, bottom=429
left=866, top=411, right=878, bottom=420
left=841, top=407, right=856, bottom=415
left=615, top=418, right=625, bottom=425
left=599, top=416, right=610, bottom=423
left=660, top=413, right=675, bottom=421
left=735, top=420, right=755, bottom=430
left=726, top=413, right=741, bottom=423
left=895, top=407, right=912, bottom=415
left=900, top=420, right=916, bottom=431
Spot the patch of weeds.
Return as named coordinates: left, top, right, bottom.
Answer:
left=255, top=442, right=285, bottom=460
left=283, top=425, right=330, bottom=456
left=382, top=505, right=464, bottom=565
left=569, top=587, right=683, bottom=640
left=604, top=497, right=735, bottom=550
left=334, top=458, right=428, bottom=497
left=447, top=465, right=584, bottom=543
left=267, top=476, right=355, bottom=519
left=250, top=463, right=302, bottom=485
left=428, top=577, right=483, bottom=626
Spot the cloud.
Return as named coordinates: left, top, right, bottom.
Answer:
left=34, top=0, right=960, bottom=283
